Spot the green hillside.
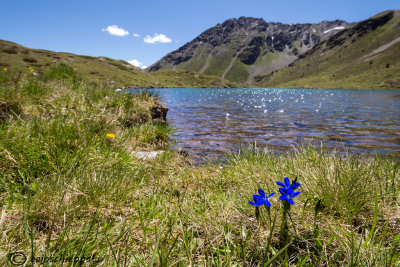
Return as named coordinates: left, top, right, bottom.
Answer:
left=0, top=39, right=235, bottom=88
left=257, top=10, right=400, bottom=89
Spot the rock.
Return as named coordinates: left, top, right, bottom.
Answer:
left=238, top=36, right=263, bottom=64
left=115, top=88, right=122, bottom=92
left=132, top=151, right=164, bottom=160
left=178, top=148, right=189, bottom=156
left=151, top=104, right=168, bottom=124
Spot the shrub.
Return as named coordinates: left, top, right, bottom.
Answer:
left=2, top=47, right=18, bottom=54
left=23, top=57, right=37, bottom=63
left=22, top=57, right=37, bottom=63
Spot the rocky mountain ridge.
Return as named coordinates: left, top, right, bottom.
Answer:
left=257, top=10, right=400, bottom=89
left=149, top=17, right=353, bottom=83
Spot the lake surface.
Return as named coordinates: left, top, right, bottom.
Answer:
left=148, top=88, right=400, bottom=161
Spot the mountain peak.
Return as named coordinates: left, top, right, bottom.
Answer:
left=148, top=17, right=352, bottom=83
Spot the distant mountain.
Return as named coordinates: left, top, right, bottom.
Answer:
left=257, top=10, right=400, bottom=89
left=149, top=17, right=353, bottom=83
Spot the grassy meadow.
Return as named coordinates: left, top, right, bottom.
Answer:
left=0, top=67, right=399, bottom=266
left=0, top=39, right=236, bottom=89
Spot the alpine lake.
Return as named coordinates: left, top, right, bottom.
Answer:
left=140, top=88, right=400, bottom=162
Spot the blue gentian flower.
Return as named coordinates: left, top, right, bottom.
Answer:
left=291, top=177, right=301, bottom=190
left=276, top=177, right=301, bottom=205
left=249, top=189, right=275, bottom=207
left=278, top=188, right=300, bottom=205
left=276, top=177, right=300, bottom=191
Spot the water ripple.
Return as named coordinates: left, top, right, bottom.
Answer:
left=146, top=88, right=400, bottom=160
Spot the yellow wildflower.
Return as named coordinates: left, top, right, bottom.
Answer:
left=3, top=68, right=7, bottom=71
left=122, top=86, right=126, bottom=89
left=106, top=133, right=115, bottom=139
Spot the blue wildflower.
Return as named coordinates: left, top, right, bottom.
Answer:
left=249, top=188, right=275, bottom=207
left=276, top=176, right=300, bottom=191
left=276, top=177, right=301, bottom=205
left=278, top=188, right=301, bottom=204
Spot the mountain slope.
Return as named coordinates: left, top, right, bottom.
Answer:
left=0, top=39, right=235, bottom=88
left=149, top=17, right=353, bottom=83
left=256, top=10, right=400, bottom=89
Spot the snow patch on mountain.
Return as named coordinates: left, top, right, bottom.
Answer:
left=324, top=26, right=345, bottom=33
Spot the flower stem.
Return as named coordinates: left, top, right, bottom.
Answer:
left=280, top=201, right=291, bottom=248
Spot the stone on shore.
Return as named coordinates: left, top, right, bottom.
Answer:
left=132, top=151, right=164, bottom=160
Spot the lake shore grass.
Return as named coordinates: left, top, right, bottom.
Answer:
left=0, top=70, right=399, bottom=266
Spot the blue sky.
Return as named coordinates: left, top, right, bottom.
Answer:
left=1, top=0, right=398, bottom=68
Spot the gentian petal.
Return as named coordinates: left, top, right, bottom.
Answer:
left=287, top=198, right=295, bottom=205
left=279, top=195, right=287, bottom=201
left=264, top=199, right=271, bottom=207
left=255, top=199, right=264, bottom=206
left=267, top=192, right=275, bottom=198
left=253, top=195, right=262, bottom=201
left=284, top=177, right=290, bottom=187
left=292, top=192, right=301, bottom=198
left=258, top=188, right=265, bottom=197
left=286, top=188, right=295, bottom=195
left=279, top=188, right=288, bottom=195
left=290, top=182, right=301, bottom=190
left=276, top=181, right=285, bottom=187
left=249, top=201, right=256, bottom=206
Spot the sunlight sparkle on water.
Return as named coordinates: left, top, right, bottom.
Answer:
left=145, top=88, right=400, bottom=161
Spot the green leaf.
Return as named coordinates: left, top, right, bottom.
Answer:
left=263, top=241, right=291, bottom=266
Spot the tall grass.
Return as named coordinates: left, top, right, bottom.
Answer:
left=0, top=70, right=399, bottom=266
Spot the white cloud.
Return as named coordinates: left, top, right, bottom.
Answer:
left=128, top=59, right=147, bottom=69
left=128, top=59, right=142, bottom=67
left=133, top=33, right=140, bottom=38
left=143, top=33, right=172, bottom=44
left=102, top=25, right=129, bottom=37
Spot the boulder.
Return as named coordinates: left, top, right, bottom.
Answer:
left=151, top=104, right=168, bottom=124
left=132, top=151, right=164, bottom=160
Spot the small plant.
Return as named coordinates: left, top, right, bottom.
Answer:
left=276, top=177, right=301, bottom=247
left=23, top=57, right=37, bottom=63
left=248, top=176, right=301, bottom=263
